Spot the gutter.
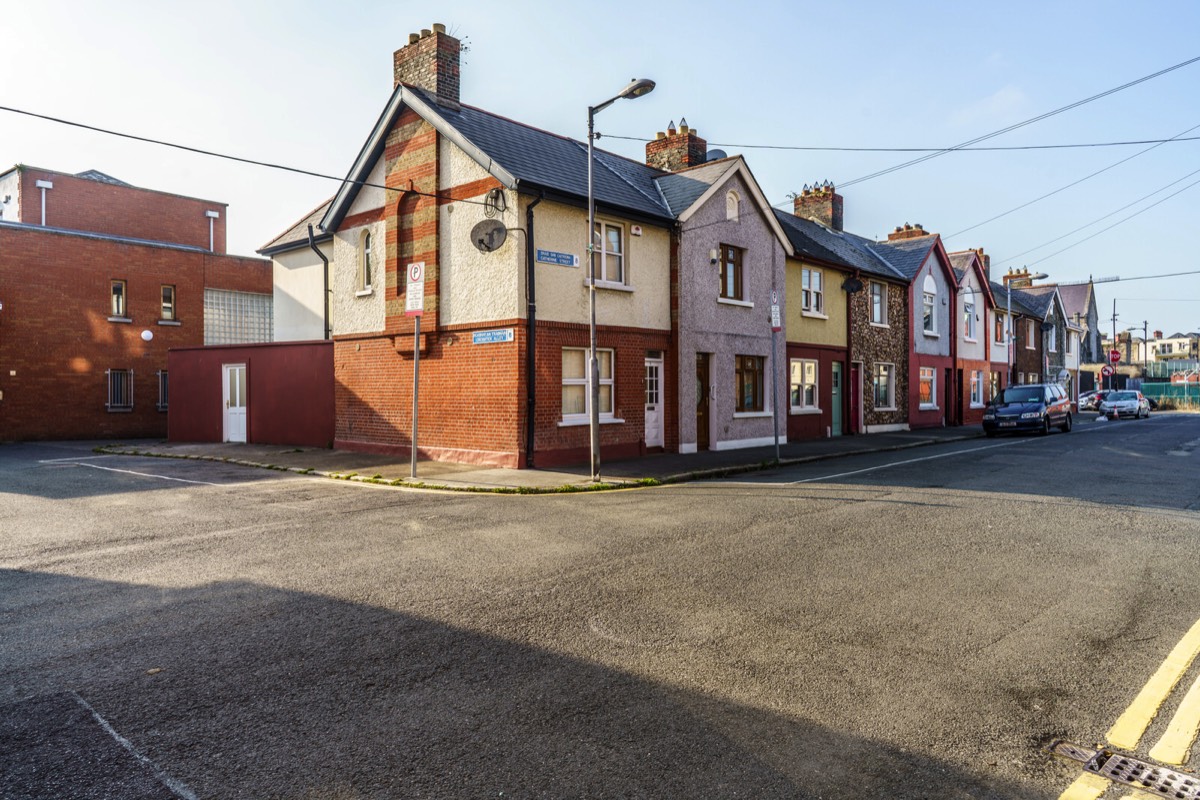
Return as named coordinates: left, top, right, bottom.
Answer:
left=524, top=192, right=544, bottom=467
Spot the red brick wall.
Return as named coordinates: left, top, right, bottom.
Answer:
left=0, top=225, right=269, bottom=441
left=18, top=168, right=227, bottom=252
left=785, top=343, right=849, bottom=441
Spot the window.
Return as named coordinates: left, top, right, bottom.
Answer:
left=156, top=370, right=169, bottom=411
left=994, top=313, right=1006, bottom=344
left=111, top=280, right=127, bottom=319
left=106, top=368, right=133, bottom=412
left=161, top=285, right=176, bottom=321
left=801, top=268, right=823, bottom=315
left=922, top=274, right=937, bottom=334
left=726, top=190, right=740, bottom=221
left=873, top=363, right=895, bottom=409
left=963, top=291, right=976, bottom=340
left=989, top=371, right=1000, bottom=401
left=593, top=221, right=625, bottom=284
left=870, top=282, right=887, bottom=325
left=561, top=347, right=613, bottom=422
left=1026, top=319, right=1036, bottom=349
left=970, top=370, right=984, bottom=407
left=1048, top=325, right=1057, bottom=352
left=919, top=366, right=936, bottom=409
left=358, top=230, right=373, bottom=292
left=1018, top=372, right=1025, bottom=385
left=735, top=355, right=764, bottom=413
left=789, top=359, right=819, bottom=412
left=204, top=289, right=273, bottom=345
left=719, top=244, right=743, bottom=300
left=1067, top=333, right=1074, bottom=355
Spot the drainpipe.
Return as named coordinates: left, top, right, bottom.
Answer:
left=524, top=193, right=543, bottom=467
left=307, top=224, right=330, bottom=340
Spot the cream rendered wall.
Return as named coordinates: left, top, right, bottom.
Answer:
left=531, top=200, right=670, bottom=331
left=784, top=256, right=847, bottom=347
left=440, top=141, right=521, bottom=326
left=957, top=267, right=987, bottom=362
left=346, top=158, right=388, bottom=218
left=273, top=243, right=332, bottom=342
left=331, top=219, right=386, bottom=335
left=989, top=308, right=1010, bottom=365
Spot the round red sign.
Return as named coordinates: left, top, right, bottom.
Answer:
left=1109, top=349, right=1121, bottom=364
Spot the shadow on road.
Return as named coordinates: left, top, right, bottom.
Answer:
left=0, top=569, right=1051, bottom=799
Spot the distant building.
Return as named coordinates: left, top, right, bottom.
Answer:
left=0, top=165, right=272, bottom=440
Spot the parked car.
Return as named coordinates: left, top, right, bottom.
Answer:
left=983, top=383, right=1073, bottom=437
left=1147, top=396, right=1159, bottom=411
left=1079, top=390, right=1109, bottom=411
left=1098, top=390, right=1151, bottom=419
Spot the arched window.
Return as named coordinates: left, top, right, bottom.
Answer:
left=359, top=230, right=372, bottom=292
left=726, top=190, right=740, bottom=222
left=922, top=274, right=937, bottom=334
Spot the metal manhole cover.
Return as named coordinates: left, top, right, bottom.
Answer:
left=1049, top=740, right=1200, bottom=799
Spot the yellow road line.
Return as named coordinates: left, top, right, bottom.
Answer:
left=1058, top=772, right=1109, bottom=800
left=1107, top=617, right=1200, bottom=750
left=1148, top=670, right=1200, bottom=765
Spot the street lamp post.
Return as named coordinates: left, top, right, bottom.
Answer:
left=586, top=78, right=655, bottom=482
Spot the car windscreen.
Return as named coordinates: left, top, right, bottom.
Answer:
left=1000, top=387, right=1043, bottom=404
left=1109, top=391, right=1137, bottom=401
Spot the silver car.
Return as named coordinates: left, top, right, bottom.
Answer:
left=1098, top=390, right=1150, bottom=419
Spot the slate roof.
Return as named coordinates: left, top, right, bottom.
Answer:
left=990, top=281, right=1040, bottom=317
left=76, top=170, right=130, bottom=187
left=1055, top=282, right=1094, bottom=319
left=1016, top=285, right=1059, bottom=319
left=771, top=211, right=910, bottom=281
left=260, top=197, right=333, bottom=254
left=877, top=235, right=938, bottom=280
left=655, top=160, right=733, bottom=217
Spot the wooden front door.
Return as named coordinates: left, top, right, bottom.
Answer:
left=696, top=353, right=709, bottom=450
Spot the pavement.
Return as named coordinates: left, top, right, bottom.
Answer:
left=96, top=422, right=996, bottom=492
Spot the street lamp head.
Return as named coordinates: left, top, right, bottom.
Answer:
left=1030, top=272, right=1049, bottom=281
left=618, top=78, right=656, bottom=99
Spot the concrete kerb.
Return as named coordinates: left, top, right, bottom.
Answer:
left=95, top=429, right=986, bottom=494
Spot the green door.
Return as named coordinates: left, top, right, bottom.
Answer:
left=831, top=362, right=843, bottom=436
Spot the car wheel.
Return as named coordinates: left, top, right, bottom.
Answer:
left=1041, top=417, right=1051, bottom=436
left=1060, top=413, right=1072, bottom=433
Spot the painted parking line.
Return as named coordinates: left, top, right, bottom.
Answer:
left=52, top=460, right=222, bottom=486
left=1058, top=772, right=1110, bottom=800
left=1148, top=670, right=1200, bottom=765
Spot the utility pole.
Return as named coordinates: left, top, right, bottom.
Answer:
left=1109, top=299, right=1119, bottom=391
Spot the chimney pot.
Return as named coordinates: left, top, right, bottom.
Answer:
left=645, top=116, right=707, bottom=172
left=432, top=22, right=446, bottom=33
left=409, top=32, right=420, bottom=44
left=793, top=182, right=844, bottom=231
left=420, top=28, right=431, bottom=37
left=394, top=23, right=462, bottom=108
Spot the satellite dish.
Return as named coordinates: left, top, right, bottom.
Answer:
left=471, top=219, right=508, bottom=253
left=706, top=149, right=728, bottom=162
left=841, top=277, right=864, bottom=293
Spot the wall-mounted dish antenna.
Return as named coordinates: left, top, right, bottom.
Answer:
left=472, top=218, right=508, bottom=253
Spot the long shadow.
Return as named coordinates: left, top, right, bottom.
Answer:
left=0, top=570, right=1053, bottom=799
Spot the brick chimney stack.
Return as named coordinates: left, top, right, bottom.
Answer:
left=887, top=222, right=933, bottom=241
left=394, top=23, right=461, bottom=109
left=793, top=182, right=844, bottom=231
left=1003, top=266, right=1036, bottom=288
left=973, top=247, right=991, bottom=283
left=646, top=119, right=707, bottom=172
left=1155, top=330, right=1163, bottom=339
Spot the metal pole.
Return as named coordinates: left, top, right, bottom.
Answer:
left=587, top=106, right=600, bottom=482
left=411, top=314, right=420, bottom=479
left=1006, top=283, right=1012, bottom=386
left=771, top=327, right=780, bottom=462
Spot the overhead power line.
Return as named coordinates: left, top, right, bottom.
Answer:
left=836, top=54, right=1200, bottom=189
left=946, top=122, right=1200, bottom=240
left=0, top=104, right=490, bottom=207
left=601, top=132, right=1200, bottom=153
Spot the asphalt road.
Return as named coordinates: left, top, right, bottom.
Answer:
left=3, top=415, right=1200, bottom=799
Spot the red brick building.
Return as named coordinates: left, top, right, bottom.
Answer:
left=0, top=166, right=271, bottom=441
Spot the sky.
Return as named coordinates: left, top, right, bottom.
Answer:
left=5, top=0, right=1199, bottom=340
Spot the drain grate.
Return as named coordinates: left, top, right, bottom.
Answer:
left=1049, top=740, right=1200, bottom=800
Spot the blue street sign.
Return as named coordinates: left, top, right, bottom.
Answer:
left=472, top=329, right=515, bottom=345
left=536, top=249, right=580, bottom=267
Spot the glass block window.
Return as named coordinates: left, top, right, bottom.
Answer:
left=204, top=289, right=273, bottom=345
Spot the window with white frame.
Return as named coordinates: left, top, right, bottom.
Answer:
left=1067, top=332, right=1074, bottom=354
left=1026, top=319, right=1036, bottom=349
left=1018, top=372, right=1025, bottom=385
left=970, top=370, right=984, bottom=407
left=593, top=221, right=625, bottom=284
left=963, top=290, right=976, bottom=340
left=735, top=355, right=765, bottom=413
left=801, top=268, right=823, bottom=315
left=106, top=368, right=133, bottom=411
left=561, top=347, right=613, bottom=422
left=358, top=230, right=373, bottom=292
left=994, top=312, right=1006, bottom=345
left=789, top=359, right=819, bottom=412
left=156, top=370, right=168, bottom=411
left=989, top=371, right=1000, bottom=401
left=870, top=282, right=887, bottom=325
left=873, top=363, right=895, bottom=409
left=919, top=366, right=936, bottom=409
left=161, top=285, right=176, bottom=321
left=922, top=274, right=937, bottom=334
left=1048, top=325, right=1057, bottom=352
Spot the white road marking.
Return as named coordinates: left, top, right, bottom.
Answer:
left=787, top=439, right=1034, bottom=484
left=71, top=691, right=198, bottom=800
left=37, top=455, right=115, bottom=463
left=59, top=461, right=221, bottom=486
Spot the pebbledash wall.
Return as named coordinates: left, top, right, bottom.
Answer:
left=169, top=341, right=334, bottom=447
left=324, top=114, right=673, bottom=468
left=0, top=223, right=269, bottom=440
left=851, top=277, right=910, bottom=432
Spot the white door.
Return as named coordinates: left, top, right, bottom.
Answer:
left=644, top=357, right=664, bottom=448
left=223, top=363, right=247, bottom=443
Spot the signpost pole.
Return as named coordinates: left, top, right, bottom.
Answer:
left=411, top=314, right=420, bottom=478
left=770, top=289, right=781, bottom=463
left=405, top=261, right=426, bottom=479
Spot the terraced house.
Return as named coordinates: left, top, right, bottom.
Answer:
left=949, top=249, right=996, bottom=425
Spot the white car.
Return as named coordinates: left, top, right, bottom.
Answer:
left=1098, top=390, right=1150, bottom=419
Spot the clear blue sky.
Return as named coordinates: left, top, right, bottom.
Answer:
left=6, top=0, right=1199, bottom=339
